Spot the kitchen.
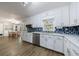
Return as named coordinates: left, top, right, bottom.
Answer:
left=21, top=2, right=79, bottom=56
left=0, top=2, right=79, bottom=56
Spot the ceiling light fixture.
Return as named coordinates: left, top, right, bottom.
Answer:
left=23, top=2, right=29, bottom=6
left=7, top=18, right=21, bottom=24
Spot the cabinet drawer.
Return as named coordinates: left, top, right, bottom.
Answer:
left=66, top=45, right=79, bottom=56
left=70, top=43, right=79, bottom=56
left=65, top=39, right=79, bottom=56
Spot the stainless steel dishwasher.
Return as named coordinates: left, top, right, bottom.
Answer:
left=33, top=33, right=40, bottom=46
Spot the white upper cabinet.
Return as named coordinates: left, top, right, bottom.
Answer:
left=76, top=3, right=79, bottom=25
left=70, top=3, right=77, bottom=26
left=54, top=8, right=62, bottom=27
left=25, top=2, right=79, bottom=27
left=69, top=2, right=79, bottom=26
left=61, top=6, right=70, bottom=26
left=54, top=6, right=70, bottom=27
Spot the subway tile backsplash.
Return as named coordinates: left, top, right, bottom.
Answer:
left=55, top=25, right=79, bottom=35
left=26, top=25, right=79, bottom=35
left=27, top=27, right=43, bottom=32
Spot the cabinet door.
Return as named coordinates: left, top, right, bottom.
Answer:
left=69, top=42, right=79, bottom=56
left=22, top=33, right=32, bottom=43
left=64, top=39, right=68, bottom=56
left=54, top=36, right=64, bottom=53
left=76, top=3, right=79, bottom=25
left=22, top=31, right=27, bottom=41
left=70, top=3, right=77, bottom=26
left=27, top=33, right=32, bottom=43
left=54, top=8, right=62, bottom=27
left=40, top=35, right=47, bottom=47
left=22, top=33, right=29, bottom=42
left=64, top=39, right=79, bottom=56
left=61, top=6, right=70, bottom=26
left=47, top=35, right=55, bottom=50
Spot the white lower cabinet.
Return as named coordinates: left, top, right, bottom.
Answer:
left=70, top=44, right=79, bottom=56
left=40, top=34, right=55, bottom=50
left=47, top=35, right=55, bottom=50
left=40, top=34, right=64, bottom=53
left=22, top=32, right=32, bottom=43
left=54, top=36, right=64, bottom=53
left=22, top=32, right=64, bottom=53
left=64, top=39, right=79, bottom=56
left=40, top=34, right=47, bottom=47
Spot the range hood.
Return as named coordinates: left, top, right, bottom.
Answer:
left=26, top=24, right=32, bottom=28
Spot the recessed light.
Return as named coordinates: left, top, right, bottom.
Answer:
left=24, top=2, right=29, bottom=4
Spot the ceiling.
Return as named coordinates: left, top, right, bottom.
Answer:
left=0, top=2, right=70, bottom=20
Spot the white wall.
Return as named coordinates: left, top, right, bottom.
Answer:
left=0, top=8, right=23, bottom=36
left=0, top=19, right=23, bottom=36
left=3, top=22, right=12, bottom=36
left=0, top=23, right=3, bottom=34
left=0, top=22, right=12, bottom=36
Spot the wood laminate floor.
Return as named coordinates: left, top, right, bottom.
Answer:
left=0, top=37, right=64, bottom=56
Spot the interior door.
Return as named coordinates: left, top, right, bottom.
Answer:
left=0, top=24, right=3, bottom=35
left=3, top=24, right=9, bottom=36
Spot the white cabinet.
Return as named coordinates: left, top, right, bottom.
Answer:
left=54, top=8, right=62, bottom=27
left=54, top=6, right=70, bottom=27
left=70, top=43, right=79, bottom=56
left=26, top=33, right=32, bottom=43
left=70, top=3, right=77, bottom=26
left=69, top=2, right=79, bottom=26
left=40, top=34, right=55, bottom=50
left=22, top=32, right=64, bottom=53
left=22, top=32, right=32, bottom=43
left=40, top=34, right=64, bottom=53
left=76, top=3, right=79, bottom=25
left=64, top=39, right=79, bottom=56
left=61, top=6, right=70, bottom=26
left=54, top=36, right=64, bottom=53
left=63, top=2, right=79, bottom=26
left=40, top=34, right=47, bottom=47
left=47, top=35, right=55, bottom=50
left=32, top=23, right=38, bottom=28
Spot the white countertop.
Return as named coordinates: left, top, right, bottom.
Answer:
left=50, top=33, right=79, bottom=47
left=23, top=31, right=79, bottom=47
left=35, top=32, right=79, bottom=47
